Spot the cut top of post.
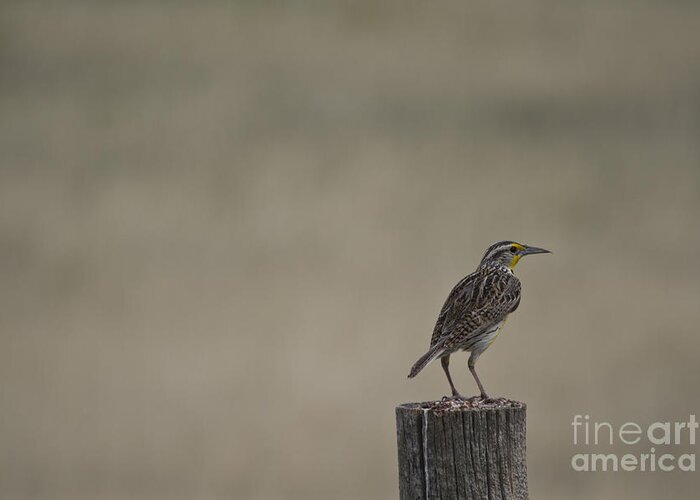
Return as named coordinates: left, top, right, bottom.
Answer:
left=398, top=397, right=525, bottom=413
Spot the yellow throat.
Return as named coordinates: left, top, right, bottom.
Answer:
left=509, top=243, right=526, bottom=269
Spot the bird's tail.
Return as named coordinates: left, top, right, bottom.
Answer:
left=408, top=344, right=444, bottom=379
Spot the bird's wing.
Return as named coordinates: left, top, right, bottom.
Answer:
left=436, top=269, right=521, bottom=349
left=429, top=272, right=478, bottom=347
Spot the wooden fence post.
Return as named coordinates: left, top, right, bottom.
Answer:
left=396, top=399, right=528, bottom=500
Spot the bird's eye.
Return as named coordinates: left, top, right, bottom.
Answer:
left=510, top=246, right=518, bottom=253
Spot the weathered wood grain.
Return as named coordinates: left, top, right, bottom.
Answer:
left=396, top=399, right=528, bottom=500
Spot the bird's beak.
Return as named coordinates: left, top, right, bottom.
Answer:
left=521, top=245, right=551, bottom=256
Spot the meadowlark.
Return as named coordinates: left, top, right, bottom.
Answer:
left=408, top=241, right=550, bottom=399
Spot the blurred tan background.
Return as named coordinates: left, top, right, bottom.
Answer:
left=1, top=1, right=699, bottom=499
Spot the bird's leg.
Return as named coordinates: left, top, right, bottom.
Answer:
left=441, top=355, right=463, bottom=399
left=468, top=352, right=489, bottom=399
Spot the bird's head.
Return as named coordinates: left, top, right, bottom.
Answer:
left=479, top=240, right=551, bottom=270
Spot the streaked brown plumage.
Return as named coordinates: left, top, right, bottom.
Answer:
left=408, top=240, right=550, bottom=399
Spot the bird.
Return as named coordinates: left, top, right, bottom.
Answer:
left=408, top=241, right=550, bottom=400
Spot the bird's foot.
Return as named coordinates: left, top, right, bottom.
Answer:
left=442, top=392, right=466, bottom=401
left=478, top=395, right=510, bottom=405
left=441, top=394, right=507, bottom=406
left=459, top=394, right=492, bottom=404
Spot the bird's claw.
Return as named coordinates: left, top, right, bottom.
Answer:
left=442, top=394, right=466, bottom=401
